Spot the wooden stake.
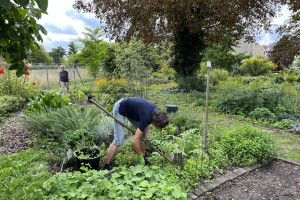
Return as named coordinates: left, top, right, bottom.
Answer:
left=203, top=61, right=211, bottom=153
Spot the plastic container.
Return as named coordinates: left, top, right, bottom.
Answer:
left=165, top=104, right=179, bottom=113
left=74, top=147, right=101, bottom=171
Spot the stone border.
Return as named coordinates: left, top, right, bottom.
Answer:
left=188, top=158, right=300, bottom=199
left=188, top=159, right=273, bottom=199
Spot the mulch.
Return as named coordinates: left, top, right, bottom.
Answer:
left=197, top=160, right=300, bottom=200
left=0, top=111, right=33, bottom=156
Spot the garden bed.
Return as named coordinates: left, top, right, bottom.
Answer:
left=0, top=110, right=33, bottom=156
left=195, top=159, right=300, bottom=200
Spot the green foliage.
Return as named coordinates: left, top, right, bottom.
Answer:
left=209, top=69, right=229, bottom=86
left=203, top=38, right=249, bottom=71
left=103, top=43, right=117, bottom=75
left=241, top=58, right=277, bottom=76
left=169, top=28, right=205, bottom=77
left=0, top=149, right=51, bottom=200
left=176, top=74, right=206, bottom=92
left=27, top=45, right=53, bottom=63
left=63, top=90, right=87, bottom=105
left=61, top=129, right=95, bottom=149
left=219, top=124, right=276, bottom=166
left=0, top=68, right=37, bottom=97
left=0, top=0, right=48, bottom=76
left=291, top=120, right=300, bottom=134
left=169, top=112, right=202, bottom=132
left=49, top=46, right=66, bottom=64
left=113, top=142, right=139, bottom=167
left=26, top=92, right=70, bottom=113
left=273, top=119, right=294, bottom=129
left=76, top=27, right=108, bottom=79
left=42, top=165, right=187, bottom=199
left=21, top=106, right=103, bottom=137
left=115, top=38, right=158, bottom=76
left=0, top=95, right=26, bottom=122
left=249, top=107, right=276, bottom=123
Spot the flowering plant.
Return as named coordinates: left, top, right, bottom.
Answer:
left=0, top=64, right=36, bottom=97
left=241, top=58, right=278, bottom=76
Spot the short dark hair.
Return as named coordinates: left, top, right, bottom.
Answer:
left=152, top=109, right=170, bottom=128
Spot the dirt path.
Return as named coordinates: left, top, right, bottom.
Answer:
left=197, top=160, right=300, bottom=200
left=0, top=111, right=33, bottom=156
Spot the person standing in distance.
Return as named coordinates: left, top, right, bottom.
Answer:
left=103, top=97, right=170, bottom=170
left=58, top=65, right=70, bottom=95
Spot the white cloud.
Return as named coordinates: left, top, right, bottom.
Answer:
left=38, top=0, right=100, bottom=51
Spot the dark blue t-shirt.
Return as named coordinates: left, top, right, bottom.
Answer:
left=119, top=97, right=159, bottom=131
left=60, top=71, right=69, bottom=82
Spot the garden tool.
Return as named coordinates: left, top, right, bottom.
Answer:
left=87, top=95, right=173, bottom=162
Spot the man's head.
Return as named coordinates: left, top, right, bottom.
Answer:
left=152, top=109, right=170, bottom=128
left=60, top=65, right=65, bottom=71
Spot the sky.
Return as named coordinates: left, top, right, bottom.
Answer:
left=38, top=0, right=291, bottom=52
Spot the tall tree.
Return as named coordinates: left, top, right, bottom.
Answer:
left=76, top=27, right=108, bottom=79
left=68, top=41, right=77, bottom=55
left=28, top=45, right=53, bottom=64
left=269, top=35, right=300, bottom=68
left=0, top=0, right=48, bottom=76
left=49, top=46, right=66, bottom=64
left=273, top=1, right=300, bottom=68
left=74, top=0, right=283, bottom=76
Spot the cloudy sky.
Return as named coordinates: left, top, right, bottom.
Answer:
left=38, top=0, right=291, bottom=52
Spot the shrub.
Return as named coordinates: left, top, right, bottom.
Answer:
left=176, top=74, right=206, bottom=92
left=0, top=68, right=37, bottom=98
left=169, top=112, right=202, bottom=132
left=61, top=129, right=95, bottom=149
left=241, top=58, right=277, bottom=76
left=273, top=119, right=294, bottom=129
left=95, top=78, right=127, bottom=93
left=0, top=95, right=26, bottom=122
left=21, top=106, right=103, bottom=137
left=63, top=90, right=87, bottom=104
left=42, top=165, right=187, bottom=199
left=209, top=68, right=229, bottom=86
left=249, top=107, right=276, bottom=123
left=26, top=92, right=70, bottom=113
left=220, top=124, right=276, bottom=166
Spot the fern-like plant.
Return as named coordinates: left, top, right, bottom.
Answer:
left=21, top=106, right=103, bottom=137
left=291, top=119, right=300, bottom=134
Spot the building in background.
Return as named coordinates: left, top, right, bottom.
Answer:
left=232, top=38, right=266, bottom=58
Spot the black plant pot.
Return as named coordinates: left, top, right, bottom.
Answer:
left=165, top=105, right=179, bottom=113
left=74, top=147, right=101, bottom=172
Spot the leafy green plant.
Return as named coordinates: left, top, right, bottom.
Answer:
left=61, top=129, right=95, bottom=148
left=0, top=68, right=36, bottom=98
left=175, top=74, right=206, bottom=92
left=249, top=107, right=276, bottom=123
left=273, top=119, right=294, bottom=129
left=219, top=124, right=276, bottom=166
left=26, top=91, right=70, bottom=113
left=75, top=146, right=101, bottom=159
left=0, top=149, right=51, bottom=200
left=169, top=112, right=202, bottom=132
left=42, top=165, right=187, bottom=199
left=209, top=68, right=229, bottom=86
left=63, top=90, right=87, bottom=104
left=0, top=95, right=26, bottom=122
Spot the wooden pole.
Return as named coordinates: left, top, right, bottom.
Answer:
left=46, top=62, right=49, bottom=92
left=203, top=61, right=211, bottom=153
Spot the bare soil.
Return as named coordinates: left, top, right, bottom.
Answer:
left=197, top=160, right=300, bottom=200
left=0, top=111, right=33, bottom=156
